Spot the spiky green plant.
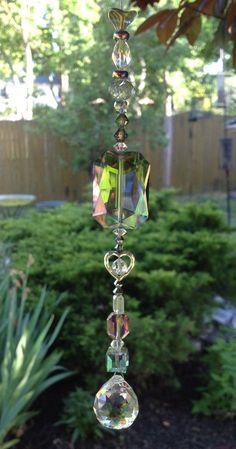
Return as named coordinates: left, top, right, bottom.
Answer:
left=0, top=269, right=71, bottom=449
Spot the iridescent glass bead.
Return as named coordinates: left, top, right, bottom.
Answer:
left=93, top=150, right=150, bottom=229
left=109, top=79, right=135, bottom=101
left=106, top=344, right=129, bottom=373
left=107, top=312, right=129, bottom=339
left=112, top=40, right=131, bottom=69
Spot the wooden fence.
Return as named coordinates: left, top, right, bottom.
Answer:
left=145, top=112, right=236, bottom=193
left=0, top=116, right=235, bottom=201
left=170, top=112, right=236, bottom=194
left=0, top=121, right=88, bottom=201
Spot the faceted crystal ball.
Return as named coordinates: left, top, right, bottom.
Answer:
left=109, top=79, right=136, bottom=101
left=93, top=375, right=139, bottom=429
left=93, top=150, right=150, bottom=229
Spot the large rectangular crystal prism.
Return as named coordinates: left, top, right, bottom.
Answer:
left=93, top=150, right=150, bottom=229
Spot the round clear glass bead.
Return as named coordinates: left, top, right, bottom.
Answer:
left=113, top=142, right=128, bottom=152
left=112, top=259, right=128, bottom=276
left=114, top=100, right=128, bottom=113
left=111, top=339, right=124, bottom=349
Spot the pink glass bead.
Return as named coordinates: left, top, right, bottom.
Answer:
left=107, top=313, right=129, bottom=339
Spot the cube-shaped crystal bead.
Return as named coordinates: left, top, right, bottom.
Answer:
left=106, top=344, right=129, bottom=373
left=107, top=312, right=129, bottom=339
left=93, top=150, right=150, bottom=229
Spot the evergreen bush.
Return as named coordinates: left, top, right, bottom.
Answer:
left=0, top=190, right=234, bottom=390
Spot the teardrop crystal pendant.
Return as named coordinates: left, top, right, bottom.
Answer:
left=93, top=375, right=139, bottom=429
left=112, top=40, right=131, bottom=69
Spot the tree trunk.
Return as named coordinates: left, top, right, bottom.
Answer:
left=20, top=0, right=34, bottom=120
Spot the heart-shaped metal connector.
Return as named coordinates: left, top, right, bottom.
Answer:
left=108, top=8, right=137, bottom=31
left=104, top=250, right=135, bottom=281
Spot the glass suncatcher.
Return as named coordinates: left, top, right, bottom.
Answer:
left=92, top=5, right=150, bottom=430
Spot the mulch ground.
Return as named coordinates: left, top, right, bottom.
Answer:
left=17, top=378, right=236, bottom=449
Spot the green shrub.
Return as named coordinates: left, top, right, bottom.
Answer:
left=193, top=336, right=236, bottom=416
left=0, top=269, right=71, bottom=448
left=59, top=387, right=103, bottom=443
left=0, top=190, right=234, bottom=390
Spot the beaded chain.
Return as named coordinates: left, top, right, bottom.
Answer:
left=92, top=6, right=150, bottom=430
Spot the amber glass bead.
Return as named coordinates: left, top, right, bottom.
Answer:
left=113, top=30, right=130, bottom=40
left=112, top=70, right=129, bottom=79
left=114, top=128, right=128, bottom=142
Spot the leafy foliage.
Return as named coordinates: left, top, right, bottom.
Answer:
left=193, top=335, right=236, bottom=416
left=59, top=387, right=103, bottom=443
left=0, top=190, right=235, bottom=394
left=134, top=0, right=236, bottom=68
left=0, top=269, right=71, bottom=448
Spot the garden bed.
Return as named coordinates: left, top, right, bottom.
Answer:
left=18, top=381, right=236, bottom=449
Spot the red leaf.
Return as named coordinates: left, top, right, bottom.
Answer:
left=226, top=0, right=236, bottom=24
left=135, top=11, right=165, bottom=35
left=185, top=15, right=202, bottom=44
left=130, top=0, right=159, bottom=10
left=226, top=0, right=236, bottom=36
left=233, top=40, right=236, bottom=68
left=196, top=0, right=216, bottom=15
left=135, top=8, right=178, bottom=36
left=156, top=10, right=178, bottom=44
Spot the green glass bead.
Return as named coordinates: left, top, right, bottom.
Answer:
left=106, top=344, right=129, bottom=373
left=108, top=8, right=137, bottom=31
left=116, top=114, right=129, bottom=127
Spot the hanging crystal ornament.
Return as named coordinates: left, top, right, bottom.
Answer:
left=92, top=5, right=151, bottom=430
